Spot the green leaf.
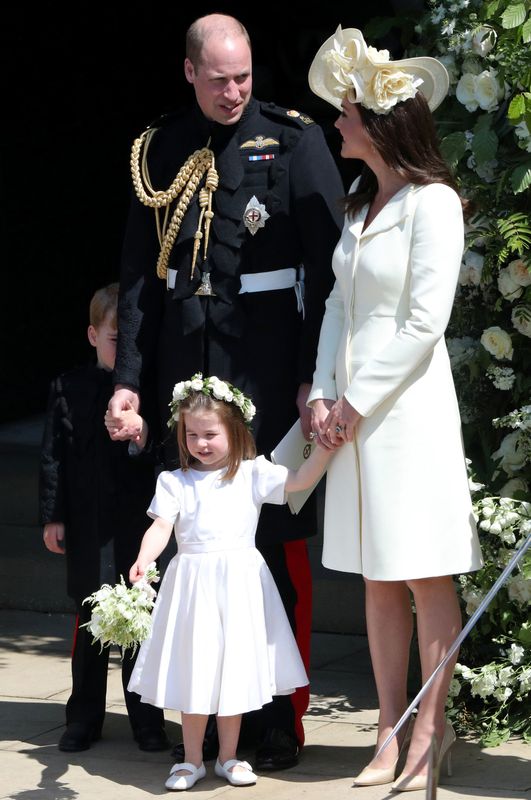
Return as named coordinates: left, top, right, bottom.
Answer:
left=501, top=2, right=527, bottom=28
left=510, top=163, right=531, bottom=193
left=480, top=726, right=511, bottom=747
left=441, top=131, right=468, bottom=168
left=517, top=621, right=531, bottom=644
left=508, top=94, right=526, bottom=120
left=523, top=17, right=531, bottom=42
left=472, top=127, right=499, bottom=164
left=485, top=0, right=503, bottom=15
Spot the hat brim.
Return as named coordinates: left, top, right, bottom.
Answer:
left=308, top=28, right=449, bottom=113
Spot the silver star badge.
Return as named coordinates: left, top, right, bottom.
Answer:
left=243, top=195, right=270, bottom=236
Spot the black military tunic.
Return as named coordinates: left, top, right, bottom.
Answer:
left=115, top=96, right=344, bottom=546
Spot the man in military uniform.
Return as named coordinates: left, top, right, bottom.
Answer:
left=108, top=13, right=343, bottom=770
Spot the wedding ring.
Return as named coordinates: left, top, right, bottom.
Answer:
left=335, top=425, right=343, bottom=434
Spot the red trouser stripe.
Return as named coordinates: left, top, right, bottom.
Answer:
left=283, top=538, right=312, bottom=747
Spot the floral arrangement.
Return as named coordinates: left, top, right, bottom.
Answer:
left=82, top=563, right=160, bottom=656
left=168, top=373, right=256, bottom=426
left=366, top=0, right=530, bottom=744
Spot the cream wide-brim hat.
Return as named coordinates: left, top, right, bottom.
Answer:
left=308, top=27, right=449, bottom=113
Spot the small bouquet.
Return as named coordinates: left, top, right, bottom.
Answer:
left=82, top=562, right=160, bottom=657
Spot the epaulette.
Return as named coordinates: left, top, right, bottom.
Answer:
left=260, top=101, right=315, bottom=128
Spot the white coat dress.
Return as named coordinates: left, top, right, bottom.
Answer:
left=308, top=180, right=483, bottom=581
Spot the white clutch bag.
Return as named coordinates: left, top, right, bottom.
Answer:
left=270, top=421, right=326, bottom=514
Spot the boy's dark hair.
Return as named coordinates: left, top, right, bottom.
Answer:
left=177, top=392, right=256, bottom=480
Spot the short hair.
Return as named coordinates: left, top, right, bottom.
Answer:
left=185, top=14, right=251, bottom=69
left=344, top=92, right=458, bottom=217
left=89, top=282, right=119, bottom=329
left=176, top=390, right=256, bottom=481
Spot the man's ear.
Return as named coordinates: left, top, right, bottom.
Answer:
left=87, top=325, right=97, bottom=347
left=184, top=58, right=195, bottom=85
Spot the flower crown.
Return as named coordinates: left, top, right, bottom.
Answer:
left=322, top=27, right=422, bottom=115
left=168, top=373, right=256, bottom=427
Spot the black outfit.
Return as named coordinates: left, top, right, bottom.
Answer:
left=115, top=97, right=344, bottom=765
left=39, top=364, right=166, bottom=750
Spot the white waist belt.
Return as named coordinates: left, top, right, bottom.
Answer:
left=239, top=268, right=305, bottom=317
left=167, top=267, right=305, bottom=316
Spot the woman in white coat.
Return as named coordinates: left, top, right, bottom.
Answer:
left=307, top=28, right=483, bottom=792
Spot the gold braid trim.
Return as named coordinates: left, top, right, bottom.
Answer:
left=130, top=128, right=218, bottom=281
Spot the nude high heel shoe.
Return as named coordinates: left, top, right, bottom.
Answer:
left=352, top=718, right=414, bottom=787
left=391, top=720, right=456, bottom=793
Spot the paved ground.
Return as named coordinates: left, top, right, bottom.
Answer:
left=1, top=609, right=529, bottom=800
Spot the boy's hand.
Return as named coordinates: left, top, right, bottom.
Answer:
left=43, top=522, right=65, bottom=554
left=106, top=387, right=140, bottom=441
left=105, top=403, right=148, bottom=448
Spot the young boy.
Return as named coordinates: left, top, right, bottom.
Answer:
left=39, top=282, right=168, bottom=753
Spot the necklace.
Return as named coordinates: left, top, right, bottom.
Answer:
left=130, top=128, right=219, bottom=282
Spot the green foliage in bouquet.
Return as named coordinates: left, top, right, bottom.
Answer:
left=366, top=0, right=531, bottom=745
left=82, top=564, right=160, bottom=657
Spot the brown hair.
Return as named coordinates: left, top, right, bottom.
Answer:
left=89, top=282, right=119, bottom=329
left=186, top=14, right=251, bottom=69
left=176, top=391, right=256, bottom=481
left=344, top=92, right=458, bottom=217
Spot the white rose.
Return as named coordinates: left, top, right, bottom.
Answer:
left=190, top=377, right=204, bottom=390
left=507, top=574, right=531, bottom=605
left=172, top=381, right=186, bottom=401
left=500, top=477, right=529, bottom=498
left=471, top=669, right=497, bottom=698
left=480, top=326, right=513, bottom=360
left=475, top=69, right=503, bottom=113
left=498, top=267, right=523, bottom=300
left=212, top=381, right=230, bottom=400
left=456, top=73, right=478, bottom=111
left=459, top=250, right=484, bottom=285
left=364, top=67, right=420, bottom=114
left=508, top=258, right=531, bottom=287
left=511, top=306, right=531, bottom=338
left=232, top=393, right=244, bottom=408
left=492, top=431, right=527, bottom=475
left=471, top=26, right=497, bottom=56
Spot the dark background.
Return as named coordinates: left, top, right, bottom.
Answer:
left=1, top=1, right=410, bottom=421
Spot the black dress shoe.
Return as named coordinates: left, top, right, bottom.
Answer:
left=255, top=728, right=300, bottom=771
left=171, top=733, right=219, bottom=762
left=134, top=726, right=170, bottom=752
left=58, top=722, right=101, bottom=752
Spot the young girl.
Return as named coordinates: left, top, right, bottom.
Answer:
left=127, top=374, right=336, bottom=791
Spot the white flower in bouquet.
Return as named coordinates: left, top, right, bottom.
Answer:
left=476, top=69, right=504, bottom=112
left=480, top=326, right=513, bottom=360
left=82, top=563, right=160, bottom=656
left=471, top=25, right=497, bottom=56
left=519, top=668, right=531, bottom=694
left=508, top=258, right=531, bottom=287
left=456, top=72, right=479, bottom=111
left=486, top=365, right=516, bottom=391
left=493, top=686, right=512, bottom=702
left=497, top=267, right=523, bottom=301
left=511, top=306, right=531, bottom=338
left=459, top=250, right=484, bottom=286
left=492, top=431, right=527, bottom=475
left=507, top=574, right=531, bottom=606
left=471, top=667, right=498, bottom=698
left=508, top=644, right=525, bottom=665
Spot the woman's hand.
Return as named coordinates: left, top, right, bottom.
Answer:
left=323, top=396, right=361, bottom=445
left=310, top=398, right=336, bottom=450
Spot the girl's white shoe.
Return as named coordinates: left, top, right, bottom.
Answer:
left=215, top=758, right=257, bottom=786
left=165, top=762, right=206, bottom=791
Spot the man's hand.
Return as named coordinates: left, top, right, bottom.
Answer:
left=106, top=386, right=140, bottom=441
left=43, top=522, right=65, bottom=554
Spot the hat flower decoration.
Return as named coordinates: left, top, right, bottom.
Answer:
left=309, top=26, right=449, bottom=115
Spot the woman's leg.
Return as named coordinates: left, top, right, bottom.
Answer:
left=399, top=575, right=461, bottom=778
left=363, top=578, right=413, bottom=769
left=175, top=713, right=208, bottom=774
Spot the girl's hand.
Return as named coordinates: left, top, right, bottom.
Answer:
left=43, top=522, right=65, bottom=554
left=323, top=395, right=361, bottom=444
left=129, top=561, right=146, bottom=584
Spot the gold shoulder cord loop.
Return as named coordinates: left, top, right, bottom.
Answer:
left=130, top=130, right=218, bottom=282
